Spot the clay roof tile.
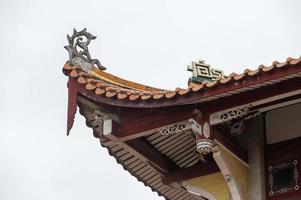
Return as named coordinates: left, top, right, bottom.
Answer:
left=153, top=93, right=164, bottom=99
left=261, top=65, right=274, bottom=72
left=206, top=81, right=217, bottom=88
left=117, top=93, right=128, bottom=100
left=175, top=87, right=182, bottom=92
left=105, top=91, right=117, bottom=98
left=257, top=64, right=265, bottom=70
left=165, top=91, right=177, bottom=98
left=85, top=83, right=96, bottom=90
left=191, top=84, right=203, bottom=92
left=63, top=54, right=301, bottom=104
left=286, top=57, right=293, bottom=62
left=219, top=77, right=232, bottom=84
left=243, top=69, right=250, bottom=74
left=178, top=89, right=190, bottom=95
left=141, top=95, right=152, bottom=100
left=70, top=70, right=79, bottom=78
left=289, top=58, right=301, bottom=65
left=129, top=93, right=140, bottom=101
left=276, top=62, right=288, bottom=68
left=247, top=69, right=260, bottom=76
left=95, top=88, right=106, bottom=95
left=77, top=76, right=87, bottom=84
left=229, top=72, right=238, bottom=77
left=64, top=64, right=80, bottom=70
left=233, top=73, right=245, bottom=81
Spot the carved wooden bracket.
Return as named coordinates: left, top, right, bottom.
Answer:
left=90, top=110, right=112, bottom=138
left=212, top=144, right=247, bottom=200
left=210, top=105, right=251, bottom=125
left=159, top=121, right=191, bottom=136
left=189, top=118, right=214, bottom=155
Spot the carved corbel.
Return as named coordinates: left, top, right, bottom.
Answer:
left=189, top=118, right=214, bottom=155
left=90, top=110, right=113, bottom=138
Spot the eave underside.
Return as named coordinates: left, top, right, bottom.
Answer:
left=99, top=139, right=206, bottom=200
left=78, top=103, right=212, bottom=200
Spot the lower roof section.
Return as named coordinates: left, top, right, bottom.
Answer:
left=100, top=139, right=206, bottom=200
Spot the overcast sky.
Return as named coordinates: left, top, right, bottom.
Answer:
left=1, top=0, right=300, bottom=200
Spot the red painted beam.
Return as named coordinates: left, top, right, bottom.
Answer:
left=251, top=93, right=301, bottom=112
left=66, top=79, right=78, bottom=135
left=113, top=106, right=194, bottom=139
left=202, top=77, right=301, bottom=113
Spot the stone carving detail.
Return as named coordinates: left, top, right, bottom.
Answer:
left=224, top=174, right=232, bottom=183
left=189, top=119, right=202, bottom=135
left=203, top=122, right=210, bottom=138
left=187, top=59, right=225, bottom=83
left=65, top=28, right=106, bottom=72
left=159, top=123, right=187, bottom=136
left=196, top=139, right=214, bottom=155
left=210, top=105, right=251, bottom=125
left=268, top=160, right=299, bottom=196
left=244, top=111, right=260, bottom=120
left=90, top=110, right=112, bottom=137
left=230, top=121, right=245, bottom=136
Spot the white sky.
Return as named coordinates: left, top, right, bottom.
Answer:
left=0, top=0, right=300, bottom=200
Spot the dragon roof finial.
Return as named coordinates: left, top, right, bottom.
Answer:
left=64, top=28, right=106, bottom=72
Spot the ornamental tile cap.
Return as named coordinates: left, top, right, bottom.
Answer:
left=64, top=28, right=106, bottom=72
left=187, top=59, right=225, bottom=83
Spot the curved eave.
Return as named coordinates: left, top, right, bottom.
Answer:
left=63, top=56, right=301, bottom=108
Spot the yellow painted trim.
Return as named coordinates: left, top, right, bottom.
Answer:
left=213, top=144, right=248, bottom=200
left=186, top=172, right=230, bottom=200
left=220, top=146, right=248, bottom=200
left=91, top=68, right=162, bottom=91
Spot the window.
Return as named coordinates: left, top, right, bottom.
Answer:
left=268, top=160, right=299, bottom=196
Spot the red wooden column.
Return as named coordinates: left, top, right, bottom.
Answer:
left=189, top=110, right=214, bottom=155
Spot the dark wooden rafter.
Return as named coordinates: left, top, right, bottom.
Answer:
left=78, top=92, right=249, bottom=166
left=161, top=161, right=220, bottom=185
left=126, top=138, right=179, bottom=174
left=76, top=101, right=223, bottom=181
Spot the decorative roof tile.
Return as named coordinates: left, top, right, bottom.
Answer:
left=63, top=54, right=301, bottom=106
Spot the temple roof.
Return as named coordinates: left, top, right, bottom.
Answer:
left=62, top=29, right=301, bottom=200
left=63, top=55, right=301, bottom=108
